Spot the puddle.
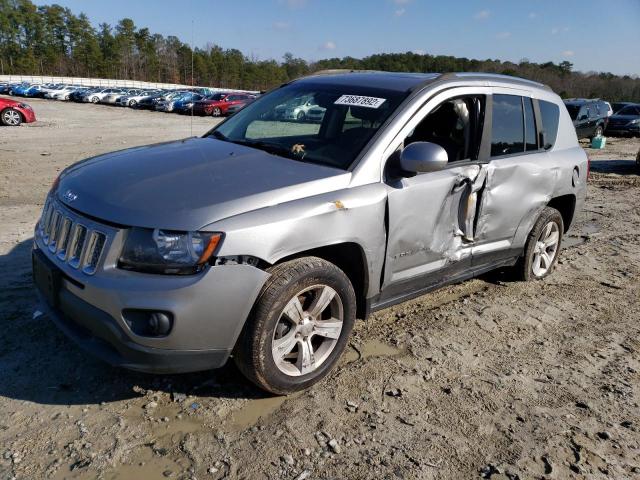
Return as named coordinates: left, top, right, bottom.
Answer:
left=227, top=394, right=295, bottom=431
left=345, top=339, right=402, bottom=362
left=564, top=222, right=601, bottom=248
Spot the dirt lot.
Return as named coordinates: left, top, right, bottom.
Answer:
left=1, top=97, right=639, bottom=480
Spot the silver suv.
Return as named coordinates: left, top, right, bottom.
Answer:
left=33, top=72, right=587, bottom=394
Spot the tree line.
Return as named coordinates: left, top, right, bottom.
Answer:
left=1, top=0, right=639, bottom=101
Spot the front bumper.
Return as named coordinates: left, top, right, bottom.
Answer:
left=33, top=205, right=270, bottom=373
left=19, top=107, right=36, bottom=123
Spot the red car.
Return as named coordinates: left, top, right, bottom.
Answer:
left=0, top=97, right=36, bottom=126
left=193, top=92, right=254, bottom=116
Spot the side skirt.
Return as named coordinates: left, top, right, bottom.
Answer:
left=366, top=255, right=519, bottom=315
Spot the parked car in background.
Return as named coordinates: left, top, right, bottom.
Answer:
left=32, top=72, right=587, bottom=394
left=21, top=84, right=44, bottom=97
left=275, top=94, right=323, bottom=121
left=564, top=99, right=610, bottom=139
left=612, top=102, right=634, bottom=114
left=8, top=83, right=31, bottom=96
left=46, top=85, right=83, bottom=100
left=155, top=91, right=191, bottom=112
left=83, top=88, right=121, bottom=103
left=100, top=89, right=131, bottom=105
left=193, top=93, right=254, bottom=116
left=136, top=92, right=169, bottom=110
left=225, top=97, right=255, bottom=116
left=0, top=97, right=36, bottom=126
left=116, top=90, right=161, bottom=108
left=605, top=104, right=640, bottom=137
left=69, top=87, right=95, bottom=102
left=173, top=93, right=206, bottom=113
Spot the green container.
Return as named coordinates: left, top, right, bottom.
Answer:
left=591, top=136, right=606, bottom=149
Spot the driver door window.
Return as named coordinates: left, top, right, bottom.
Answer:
left=404, top=96, right=485, bottom=163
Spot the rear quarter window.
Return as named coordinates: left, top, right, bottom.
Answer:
left=539, top=100, right=560, bottom=150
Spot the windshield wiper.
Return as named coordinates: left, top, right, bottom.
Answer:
left=230, top=139, right=305, bottom=161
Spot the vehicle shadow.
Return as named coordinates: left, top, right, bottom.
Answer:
left=589, top=159, right=638, bottom=175
left=0, top=238, right=270, bottom=406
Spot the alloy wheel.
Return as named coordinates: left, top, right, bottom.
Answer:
left=2, top=109, right=21, bottom=126
left=271, top=285, right=344, bottom=377
left=532, top=221, right=560, bottom=277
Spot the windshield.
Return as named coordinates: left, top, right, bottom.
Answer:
left=617, top=105, right=640, bottom=116
left=565, top=104, right=581, bottom=120
left=206, top=82, right=408, bottom=169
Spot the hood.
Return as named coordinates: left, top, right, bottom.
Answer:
left=57, top=137, right=350, bottom=231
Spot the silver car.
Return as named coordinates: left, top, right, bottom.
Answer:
left=33, top=72, right=587, bottom=394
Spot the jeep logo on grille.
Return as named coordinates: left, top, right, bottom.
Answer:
left=63, top=189, right=78, bottom=202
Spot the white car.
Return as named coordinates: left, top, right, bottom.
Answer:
left=100, top=89, right=134, bottom=105
left=275, top=95, right=324, bottom=121
left=46, top=86, right=83, bottom=100
left=83, top=88, right=122, bottom=103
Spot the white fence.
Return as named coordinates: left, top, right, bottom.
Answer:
left=0, top=74, right=258, bottom=94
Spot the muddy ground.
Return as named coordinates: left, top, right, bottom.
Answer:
left=1, top=97, right=639, bottom=480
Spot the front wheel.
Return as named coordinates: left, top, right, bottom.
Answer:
left=91, top=96, right=99, bottom=103
left=514, top=207, right=564, bottom=281
left=129, top=100, right=137, bottom=107
left=1, top=108, right=22, bottom=126
left=234, top=257, right=356, bottom=395
left=592, top=125, right=603, bottom=138
left=211, top=107, right=222, bottom=117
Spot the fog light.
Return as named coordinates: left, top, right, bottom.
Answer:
left=149, top=312, right=172, bottom=335
left=123, top=309, right=173, bottom=337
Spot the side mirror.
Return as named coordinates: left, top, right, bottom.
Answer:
left=399, top=142, right=448, bottom=174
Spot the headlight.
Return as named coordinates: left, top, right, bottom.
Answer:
left=18, top=103, right=31, bottom=109
left=119, top=228, right=222, bottom=275
left=628, top=119, right=640, bottom=125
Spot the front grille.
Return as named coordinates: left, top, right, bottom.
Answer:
left=38, top=199, right=109, bottom=275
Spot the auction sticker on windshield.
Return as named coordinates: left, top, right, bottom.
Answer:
left=334, top=95, right=386, bottom=109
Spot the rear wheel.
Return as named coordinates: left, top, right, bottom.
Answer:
left=234, top=257, right=356, bottom=395
left=211, top=106, right=222, bottom=117
left=1, top=108, right=22, bottom=126
left=129, top=100, right=137, bottom=107
left=91, top=96, right=99, bottom=103
left=297, top=111, right=306, bottom=121
left=514, top=207, right=563, bottom=281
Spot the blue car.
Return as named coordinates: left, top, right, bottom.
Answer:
left=8, top=83, right=31, bottom=96
left=173, top=92, right=205, bottom=113
left=23, top=85, right=45, bottom=97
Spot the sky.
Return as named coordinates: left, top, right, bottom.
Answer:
left=33, top=0, right=640, bottom=76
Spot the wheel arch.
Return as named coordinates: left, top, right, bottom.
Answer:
left=547, top=193, right=576, bottom=233
left=274, top=242, right=369, bottom=320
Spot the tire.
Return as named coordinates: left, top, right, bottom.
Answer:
left=91, top=96, right=99, bottom=103
left=212, top=107, right=222, bottom=117
left=297, top=111, right=306, bottom=121
left=234, top=257, right=357, bottom=395
left=514, top=207, right=564, bottom=281
left=1, top=108, right=23, bottom=126
left=129, top=100, right=137, bottom=107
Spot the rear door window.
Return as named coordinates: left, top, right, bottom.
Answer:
left=538, top=100, right=560, bottom=150
left=491, top=94, right=524, bottom=157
